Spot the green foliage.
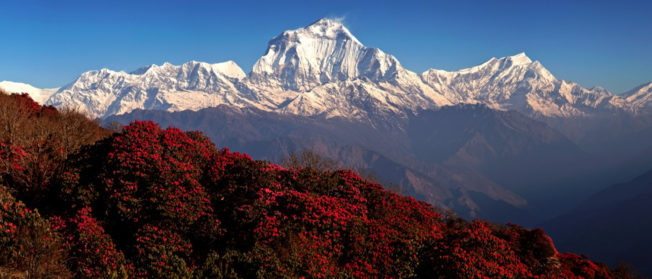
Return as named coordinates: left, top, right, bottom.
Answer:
left=193, top=250, right=260, bottom=279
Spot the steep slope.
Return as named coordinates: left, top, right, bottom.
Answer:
left=622, top=81, right=652, bottom=113
left=0, top=80, right=59, bottom=104
left=249, top=18, right=400, bottom=90
left=543, top=169, right=652, bottom=276
left=405, top=105, right=594, bottom=223
left=408, top=105, right=588, bottom=194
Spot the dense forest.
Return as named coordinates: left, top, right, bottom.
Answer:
left=0, top=90, right=637, bottom=278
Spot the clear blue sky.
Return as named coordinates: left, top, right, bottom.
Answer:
left=1, top=0, right=650, bottom=93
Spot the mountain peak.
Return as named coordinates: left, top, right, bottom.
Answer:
left=208, top=60, right=246, bottom=79
left=624, top=81, right=652, bottom=95
left=130, top=61, right=245, bottom=79
left=250, top=18, right=401, bottom=91
left=623, top=81, right=652, bottom=110
left=300, top=18, right=361, bottom=44
left=310, top=17, right=341, bottom=26
left=507, top=52, right=532, bottom=65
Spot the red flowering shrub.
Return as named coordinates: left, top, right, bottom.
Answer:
left=332, top=170, right=442, bottom=277
left=0, top=141, right=28, bottom=181
left=418, top=219, right=532, bottom=278
left=78, top=121, right=215, bottom=227
left=557, top=253, right=613, bottom=279
left=57, top=121, right=223, bottom=276
left=50, top=207, right=132, bottom=278
left=251, top=187, right=366, bottom=277
left=13, top=93, right=42, bottom=117
left=494, top=224, right=560, bottom=274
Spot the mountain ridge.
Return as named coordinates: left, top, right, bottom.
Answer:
left=2, top=18, right=649, bottom=120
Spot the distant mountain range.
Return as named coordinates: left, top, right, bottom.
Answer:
left=2, top=18, right=651, bottom=120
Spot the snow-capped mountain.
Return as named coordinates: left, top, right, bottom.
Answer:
left=10, top=18, right=651, bottom=119
left=46, top=61, right=246, bottom=118
left=420, top=53, right=621, bottom=117
left=246, top=18, right=450, bottom=119
left=250, top=18, right=409, bottom=90
left=0, top=81, right=59, bottom=104
left=622, top=82, right=652, bottom=114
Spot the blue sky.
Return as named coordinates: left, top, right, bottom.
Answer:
left=1, top=0, right=650, bottom=93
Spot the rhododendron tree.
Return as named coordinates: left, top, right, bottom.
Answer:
left=0, top=185, right=70, bottom=277
left=418, top=219, right=531, bottom=278
left=50, top=207, right=132, bottom=278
